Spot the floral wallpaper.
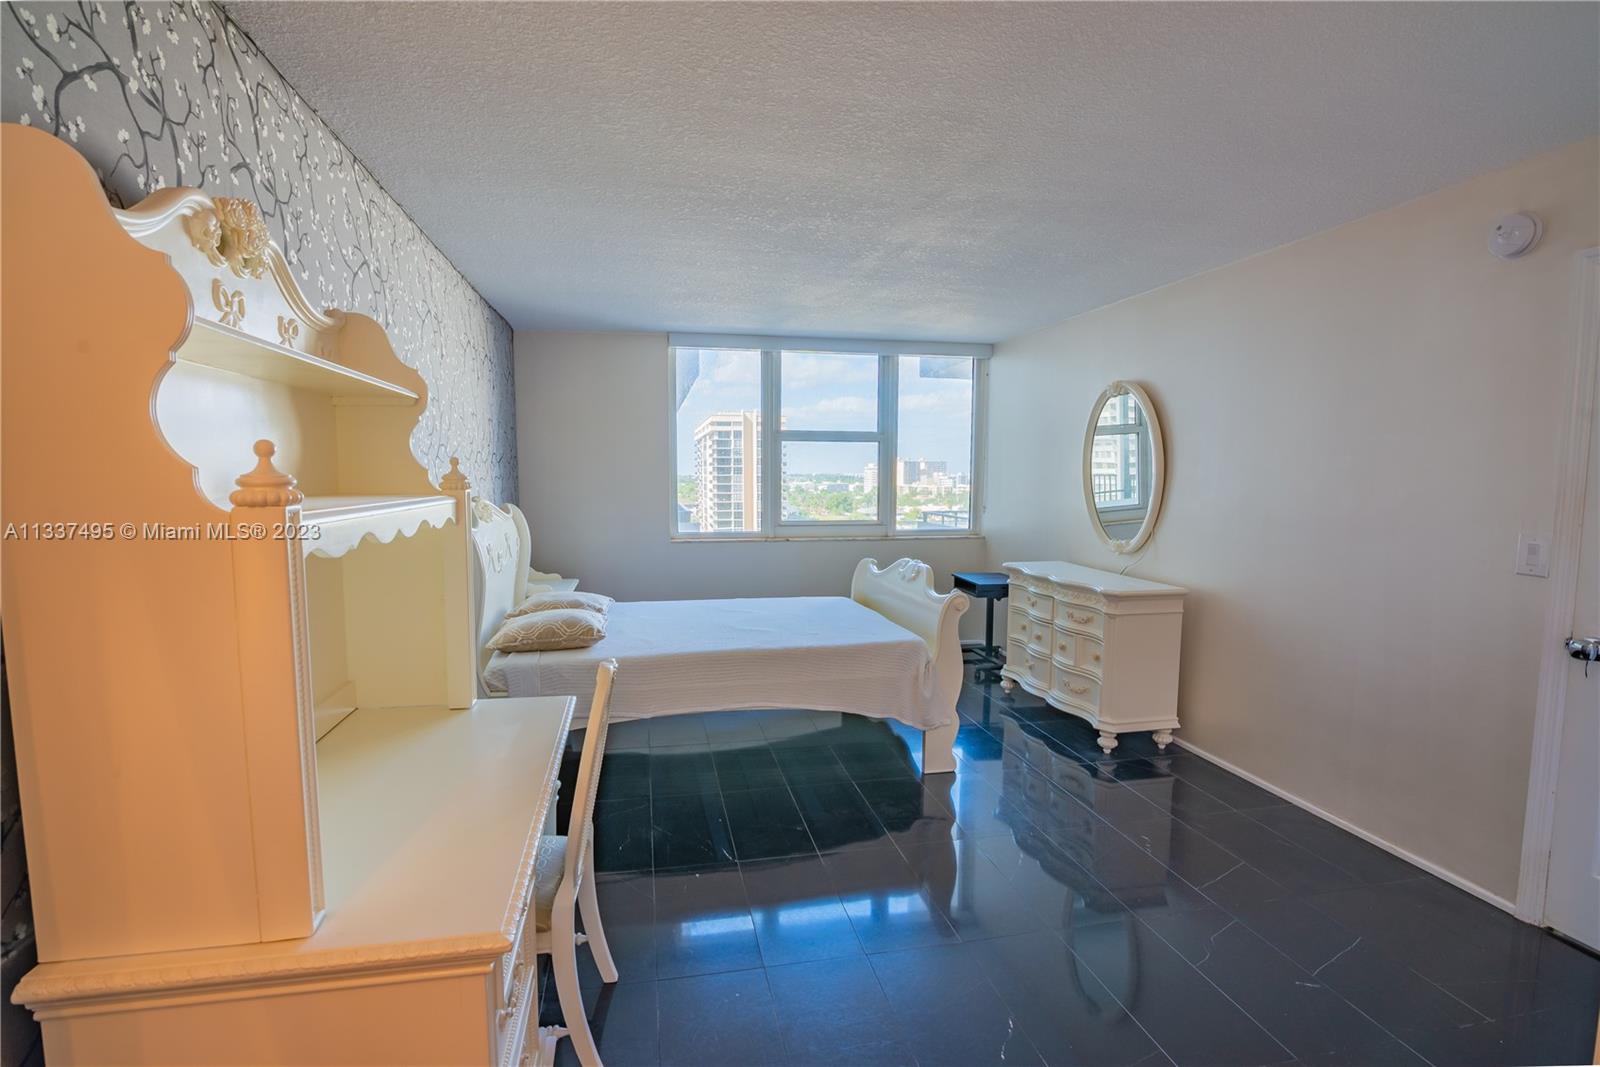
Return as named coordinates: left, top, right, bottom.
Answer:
left=1, top=0, right=518, bottom=502
left=1, top=6, right=519, bottom=1063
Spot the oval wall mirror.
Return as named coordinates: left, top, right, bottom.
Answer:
left=1083, top=381, right=1167, bottom=553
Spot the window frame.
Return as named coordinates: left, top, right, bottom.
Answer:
left=667, top=340, right=987, bottom=542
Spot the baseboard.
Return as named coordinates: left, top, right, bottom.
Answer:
left=1172, top=737, right=1519, bottom=917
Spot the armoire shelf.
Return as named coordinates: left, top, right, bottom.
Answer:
left=178, top=317, right=417, bottom=401
left=301, top=494, right=457, bottom=557
left=314, top=682, right=358, bottom=741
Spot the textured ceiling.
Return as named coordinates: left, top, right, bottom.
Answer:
left=229, top=2, right=1598, bottom=342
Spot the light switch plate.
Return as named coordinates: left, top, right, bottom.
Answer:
left=1516, top=534, right=1550, bottom=578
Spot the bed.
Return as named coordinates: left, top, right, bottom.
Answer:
left=470, top=499, right=970, bottom=773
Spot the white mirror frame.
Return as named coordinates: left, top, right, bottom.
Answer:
left=1082, top=380, right=1167, bottom=554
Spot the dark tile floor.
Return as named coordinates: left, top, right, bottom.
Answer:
left=541, top=669, right=1600, bottom=1067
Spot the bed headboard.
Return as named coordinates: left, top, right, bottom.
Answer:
left=506, top=503, right=534, bottom=603
left=469, top=496, right=525, bottom=677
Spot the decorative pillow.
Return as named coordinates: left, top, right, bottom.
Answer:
left=507, top=590, right=615, bottom=618
left=487, top=608, right=608, bottom=653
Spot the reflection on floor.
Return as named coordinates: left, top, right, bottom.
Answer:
left=542, top=668, right=1600, bottom=1067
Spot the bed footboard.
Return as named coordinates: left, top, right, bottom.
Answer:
left=850, top=558, right=970, bottom=773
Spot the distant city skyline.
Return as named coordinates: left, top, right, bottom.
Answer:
left=675, top=349, right=974, bottom=477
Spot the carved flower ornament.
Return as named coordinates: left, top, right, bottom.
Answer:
left=186, top=196, right=272, bottom=279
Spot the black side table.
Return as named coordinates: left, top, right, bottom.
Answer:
left=952, top=571, right=1010, bottom=682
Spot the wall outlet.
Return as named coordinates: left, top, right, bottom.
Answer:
left=1516, top=534, right=1550, bottom=578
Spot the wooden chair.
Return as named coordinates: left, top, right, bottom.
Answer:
left=534, top=660, right=620, bottom=1067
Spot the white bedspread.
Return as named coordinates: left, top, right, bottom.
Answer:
left=484, top=597, right=946, bottom=730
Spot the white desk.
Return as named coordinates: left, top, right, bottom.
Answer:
left=18, top=696, right=575, bottom=1067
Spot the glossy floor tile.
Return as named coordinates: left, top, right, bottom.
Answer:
left=541, top=671, right=1600, bottom=1066
left=868, top=942, right=1047, bottom=1066
left=971, top=932, right=1170, bottom=1067
left=722, top=785, right=816, bottom=861
left=743, top=854, right=865, bottom=967
left=652, top=866, right=763, bottom=979
left=656, top=968, right=787, bottom=1067
left=767, top=955, right=901, bottom=1062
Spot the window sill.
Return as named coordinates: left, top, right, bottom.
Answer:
left=669, top=533, right=986, bottom=544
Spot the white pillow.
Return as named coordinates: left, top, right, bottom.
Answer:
left=487, top=608, right=607, bottom=653
left=507, top=590, right=615, bottom=617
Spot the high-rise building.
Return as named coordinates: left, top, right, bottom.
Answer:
left=693, top=411, right=761, bottom=531
left=1091, top=394, right=1144, bottom=506
left=899, top=458, right=948, bottom=486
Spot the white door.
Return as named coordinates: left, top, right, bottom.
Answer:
left=1544, top=252, right=1600, bottom=951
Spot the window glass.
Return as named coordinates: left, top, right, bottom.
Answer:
left=895, top=356, right=974, bottom=531
left=780, top=441, right=880, bottom=522
left=779, top=351, right=879, bottom=432
left=671, top=344, right=981, bottom=538
left=673, top=348, right=762, bottom=533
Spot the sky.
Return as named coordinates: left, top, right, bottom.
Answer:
left=674, top=349, right=974, bottom=477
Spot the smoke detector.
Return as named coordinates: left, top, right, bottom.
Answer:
left=1489, top=212, right=1542, bottom=260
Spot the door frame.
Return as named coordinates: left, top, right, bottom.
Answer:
left=1517, top=246, right=1600, bottom=924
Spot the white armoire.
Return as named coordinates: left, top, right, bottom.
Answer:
left=3, top=125, right=572, bottom=1065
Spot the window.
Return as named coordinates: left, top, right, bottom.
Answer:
left=669, top=337, right=987, bottom=538
left=779, top=350, right=881, bottom=525
left=673, top=348, right=762, bottom=534
left=895, top=356, right=975, bottom=531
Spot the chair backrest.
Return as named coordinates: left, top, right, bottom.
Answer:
left=566, top=659, right=618, bottom=890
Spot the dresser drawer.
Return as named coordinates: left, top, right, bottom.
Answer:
left=1052, top=627, right=1105, bottom=675
left=496, top=937, right=538, bottom=1067
left=1008, top=608, right=1032, bottom=643
left=495, top=835, right=546, bottom=1050
left=495, top=915, right=537, bottom=1066
left=1015, top=583, right=1054, bottom=621
left=1056, top=603, right=1104, bottom=637
left=499, top=872, right=537, bottom=1007
left=1051, top=667, right=1100, bottom=712
left=1077, top=635, right=1105, bottom=676
left=1008, top=610, right=1048, bottom=651
left=1017, top=646, right=1056, bottom=687
left=492, top=883, right=544, bottom=1067
left=1051, top=629, right=1077, bottom=667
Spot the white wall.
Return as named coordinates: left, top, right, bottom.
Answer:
left=985, top=136, right=1599, bottom=903
left=514, top=332, right=989, bottom=624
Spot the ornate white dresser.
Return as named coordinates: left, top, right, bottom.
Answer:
left=1000, top=561, right=1186, bottom=754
